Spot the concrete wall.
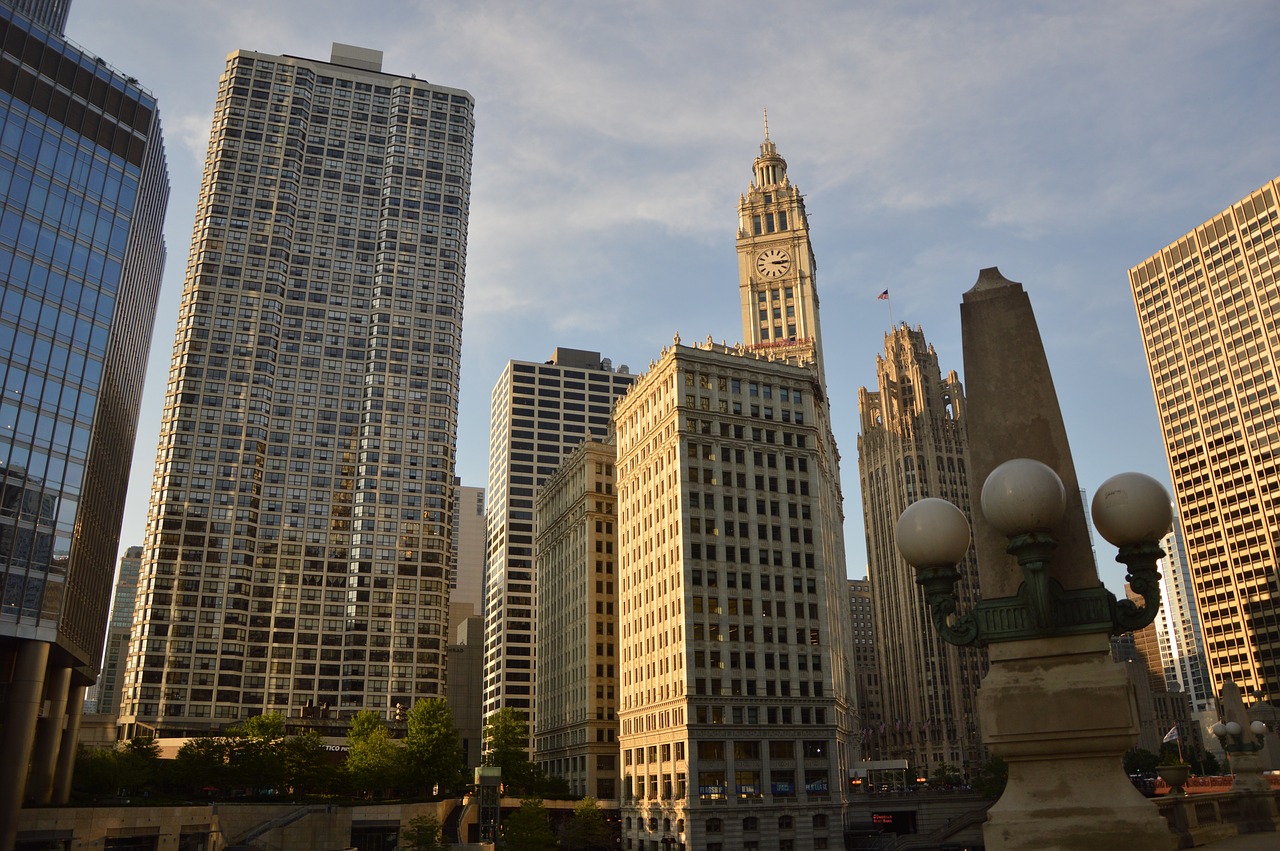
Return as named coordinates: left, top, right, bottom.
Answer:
left=17, top=800, right=455, bottom=850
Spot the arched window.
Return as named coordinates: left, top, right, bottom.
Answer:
left=779, top=815, right=794, bottom=830
left=707, top=818, right=723, bottom=833
left=743, top=816, right=759, bottom=831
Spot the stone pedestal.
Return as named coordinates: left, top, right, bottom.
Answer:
left=979, top=633, right=1176, bottom=851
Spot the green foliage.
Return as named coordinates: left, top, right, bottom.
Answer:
left=404, top=698, right=463, bottom=795
left=1195, top=749, right=1221, bottom=775
left=483, top=708, right=537, bottom=794
left=401, top=814, right=447, bottom=851
left=72, top=746, right=129, bottom=798
left=173, top=737, right=231, bottom=793
left=500, top=798, right=557, bottom=851
left=1124, top=748, right=1159, bottom=775
left=348, top=709, right=389, bottom=743
left=1158, top=743, right=1186, bottom=766
left=232, top=712, right=286, bottom=742
left=116, top=736, right=161, bottom=791
left=346, top=722, right=405, bottom=796
left=281, top=729, right=337, bottom=795
left=971, top=756, right=1008, bottom=798
left=930, top=761, right=963, bottom=786
left=560, top=796, right=612, bottom=850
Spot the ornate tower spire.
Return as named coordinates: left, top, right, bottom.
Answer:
left=736, top=122, right=825, bottom=386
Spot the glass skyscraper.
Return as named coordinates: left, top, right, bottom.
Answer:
left=0, top=0, right=168, bottom=837
left=119, top=44, right=473, bottom=737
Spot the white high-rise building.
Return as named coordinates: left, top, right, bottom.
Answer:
left=481, top=349, right=633, bottom=722
left=1154, top=522, right=1212, bottom=713
left=120, top=43, right=474, bottom=736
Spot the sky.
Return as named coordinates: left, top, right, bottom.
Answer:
left=63, top=0, right=1280, bottom=593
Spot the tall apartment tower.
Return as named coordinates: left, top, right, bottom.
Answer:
left=481, top=349, right=634, bottom=721
left=847, top=578, right=883, bottom=758
left=87, top=546, right=143, bottom=717
left=1129, top=176, right=1280, bottom=702
left=533, top=439, right=620, bottom=800
left=449, top=480, right=484, bottom=626
left=857, top=325, right=985, bottom=776
left=119, top=44, right=474, bottom=737
left=615, top=133, right=855, bottom=851
left=0, top=1, right=168, bottom=836
left=1154, top=523, right=1212, bottom=712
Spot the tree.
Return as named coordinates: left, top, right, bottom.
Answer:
left=404, top=698, right=463, bottom=795
left=173, top=737, right=231, bottom=794
left=348, top=709, right=389, bottom=743
left=281, top=729, right=337, bottom=795
left=346, top=712, right=404, bottom=797
left=484, top=707, right=536, bottom=794
left=560, top=796, right=612, bottom=850
left=226, top=713, right=288, bottom=793
left=401, top=814, right=447, bottom=851
left=500, top=798, right=557, bottom=851
left=72, top=746, right=127, bottom=798
left=234, top=712, right=286, bottom=741
left=116, top=736, right=161, bottom=793
left=1124, top=748, right=1159, bottom=776
left=971, top=756, right=1008, bottom=798
left=930, top=761, right=963, bottom=786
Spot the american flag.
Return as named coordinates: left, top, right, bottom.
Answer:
left=877, top=289, right=889, bottom=300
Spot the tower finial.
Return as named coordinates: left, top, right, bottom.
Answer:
left=763, top=107, right=770, bottom=141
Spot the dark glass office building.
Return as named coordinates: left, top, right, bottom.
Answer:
left=0, top=2, right=168, bottom=836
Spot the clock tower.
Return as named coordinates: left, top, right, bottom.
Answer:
left=737, top=115, right=826, bottom=386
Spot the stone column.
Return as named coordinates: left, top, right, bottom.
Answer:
left=27, top=664, right=70, bottom=805
left=0, top=640, right=51, bottom=851
left=960, top=268, right=1175, bottom=851
left=52, top=683, right=87, bottom=804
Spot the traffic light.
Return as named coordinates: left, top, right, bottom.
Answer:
left=394, top=703, right=406, bottom=723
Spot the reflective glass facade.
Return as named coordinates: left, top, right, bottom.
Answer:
left=0, top=0, right=70, bottom=36
left=0, top=3, right=166, bottom=833
left=0, top=7, right=167, bottom=670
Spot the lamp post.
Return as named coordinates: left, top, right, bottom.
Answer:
left=1210, top=720, right=1268, bottom=753
left=896, top=461, right=1171, bottom=649
left=891, top=267, right=1180, bottom=851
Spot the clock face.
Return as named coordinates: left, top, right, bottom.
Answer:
left=756, top=248, right=791, bottom=278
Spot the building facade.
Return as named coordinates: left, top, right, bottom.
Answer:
left=86, top=545, right=142, bottom=717
left=533, top=439, right=620, bottom=800
left=119, top=43, right=473, bottom=736
left=616, top=340, right=855, bottom=851
left=847, top=578, right=883, bottom=759
left=1129, top=177, right=1280, bottom=702
left=448, top=480, right=484, bottom=627
left=481, top=349, right=633, bottom=723
left=615, top=132, right=855, bottom=851
left=1154, top=523, right=1213, bottom=712
left=857, top=325, right=985, bottom=777
left=0, top=0, right=69, bottom=35
left=0, top=1, right=168, bottom=835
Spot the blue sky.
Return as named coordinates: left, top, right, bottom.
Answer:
left=67, top=0, right=1280, bottom=590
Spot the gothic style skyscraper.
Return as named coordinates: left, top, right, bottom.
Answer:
left=0, top=1, right=168, bottom=836
left=857, top=326, right=985, bottom=776
left=119, top=44, right=473, bottom=736
left=615, top=130, right=855, bottom=851
left=1129, top=177, right=1280, bottom=703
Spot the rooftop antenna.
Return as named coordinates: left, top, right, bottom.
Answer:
left=763, top=107, right=770, bottom=141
